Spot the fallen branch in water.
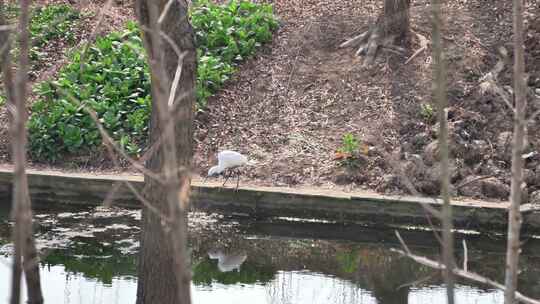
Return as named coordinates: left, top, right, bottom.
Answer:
left=391, top=233, right=540, bottom=304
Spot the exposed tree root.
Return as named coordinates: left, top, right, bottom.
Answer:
left=340, top=25, right=411, bottom=67
left=405, top=31, right=429, bottom=64
left=341, top=27, right=430, bottom=68
left=478, top=46, right=516, bottom=113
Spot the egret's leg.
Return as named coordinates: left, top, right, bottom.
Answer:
left=235, top=174, right=240, bottom=191
left=222, top=175, right=230, bottom=187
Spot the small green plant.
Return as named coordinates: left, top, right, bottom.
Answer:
left=338, top=133, right=360, bottom=155
left=28, top=1, right=278, bottom=161
left=29, top=4, right=81, bottom=60
left=0, top=93, right=6, bottom=106
left=336, top=133, right=364, bottom=168
left=420, top=103, right=435, bottom=122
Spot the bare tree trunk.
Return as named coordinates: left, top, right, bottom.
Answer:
left=340, top=0, right=411, bottom=66
left=1, top=0, right=44, bottom=303
left=504, top=0, right=527, bottom=301
left=383, top=0, right=411, bottom=41
left=134, top=0, right=197, bottom=303
left=431, top=0, right=454, bottom=303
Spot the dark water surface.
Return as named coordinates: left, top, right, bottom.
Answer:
left=1, top=203, right=540, bottom=304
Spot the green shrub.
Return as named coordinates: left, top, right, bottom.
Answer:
left=28, top=1, right=278, bottom=161
left=28, top=22, right=150, bottom=161
left=191, top=0, right=278, bottom=107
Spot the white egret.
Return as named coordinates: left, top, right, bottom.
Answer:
left=206, top=150, right=248, bottom=190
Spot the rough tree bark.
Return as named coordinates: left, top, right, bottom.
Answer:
left=134, top=0, right=197, bottom=303
left=340, top=0, right=411, bottom=66
left=504, top=0, right=527, bottom=301
left=430, top=0, right=455, bottom=302
left=0, top=1, right=44, bottom=303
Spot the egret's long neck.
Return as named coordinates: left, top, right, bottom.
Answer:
left=211, top=165, right=224, bottom=174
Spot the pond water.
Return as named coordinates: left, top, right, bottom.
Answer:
left=0, top=203, right=540, bottom=304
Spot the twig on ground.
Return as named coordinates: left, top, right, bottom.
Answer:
left=456, top=174, right=497, bottom=190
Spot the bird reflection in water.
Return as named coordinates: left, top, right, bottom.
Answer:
left=208, top=249, right=248, bottom=272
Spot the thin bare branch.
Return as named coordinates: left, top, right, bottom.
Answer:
left=456, top=174, right=497, bottom=190
left=391, top=248, right=540, bottom=304
left=157, top=0, right=175, bottom=25
left=3, top=0, right=44, bottom=302
left=103, top=181, right=124, bottom=208
left=505, top=0, right=527, bottom=300
left=78, top=0, right=114, bottom=74
left=424, top=209, right=444, bottom=245
left=432, top=0, right=455, bottom=301
left=493, top=84, right=515, bottom=113
left=528, top=109, right=540, bottom=124
left=397, top=274, right=436, bottom=290
left=394, top=231, right=411, bottom=255
left=385, top=151, right=443, bottom=219
left=122, top=180, right=170, bottom=222
left=168, top=55, right=185, bottom=107
left=0, top=24, right=14, bottom=31
left=84, top=107, right=164, bottom=182
left=462, top=239, right=468, bottom=272
left=49, top=83, right=166, bottom=183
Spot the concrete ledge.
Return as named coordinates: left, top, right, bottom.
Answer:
left=1, top=167, right=540, bottom=232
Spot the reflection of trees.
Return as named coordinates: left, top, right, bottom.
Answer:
left=354, top=247, right=434, bottom=304
left=0, top=204, right=9, bottom=221
left=41, top=240, right=137, bottom=284
left=0, top=205, right=9, bottom=244
left=464, top=252, right=540, bottom=299
left=518, top=255, right=540, bottom=299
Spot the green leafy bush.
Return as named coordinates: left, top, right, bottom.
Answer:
left=28, top=1, right=278, bottom=161
left=28, top=22, right=150, bottom=161
left=191, top=0, right=278, bottom=106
